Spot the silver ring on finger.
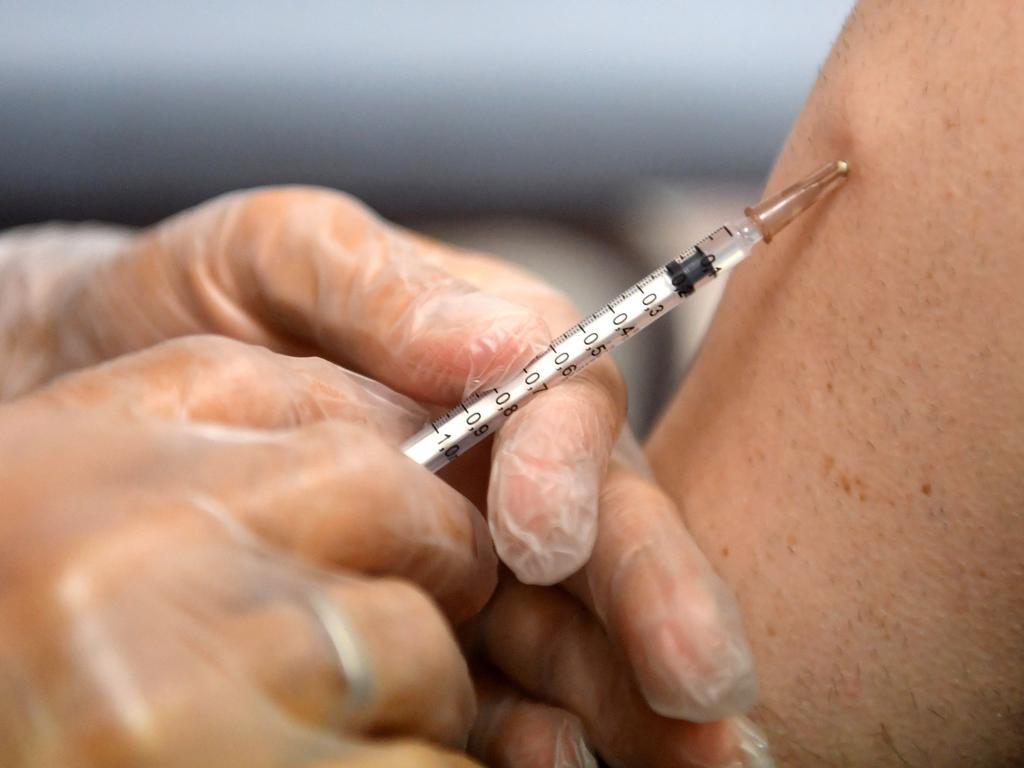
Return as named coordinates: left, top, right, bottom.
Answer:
left=307, top=587, right=373, bottom=716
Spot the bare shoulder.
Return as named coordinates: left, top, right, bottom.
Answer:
left=648, top=1, right=1024, bottom=764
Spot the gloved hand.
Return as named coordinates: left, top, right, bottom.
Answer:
left=456, top=434, right=770, bottom=768
left=424, top=266, right=769, bottom=765
left=0, top=335, right=491, bottom=767
left=0, top=191, right=767, bottom=764
left=0, top=189, right=624, bottom=585
left=461, top=434, right=772, bottom=768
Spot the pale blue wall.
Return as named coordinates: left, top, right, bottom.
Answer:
left=0, top=1, right=854, bottom=222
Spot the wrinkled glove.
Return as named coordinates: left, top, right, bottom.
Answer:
left=462, top=432, right=772, bottom=768
left=0, top=190, right=768, bottom=764
left=426, top=268, right=769, bottom=765
left=0, top=336, right=489, bottom=767
left=0, top=189, right=621, bottom=585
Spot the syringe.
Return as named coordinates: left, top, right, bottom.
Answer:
left=403, top=160, right=849, bottom=472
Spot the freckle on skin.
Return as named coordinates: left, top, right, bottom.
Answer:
left=823, top=454, right=835, bottom=475
left=721, top=546, right=730, bottom=558
left=826, top=380, right=834, bottom=392
left=841, top=475, right=852, bottom=494
left=922, top=483, right=932, bottom=496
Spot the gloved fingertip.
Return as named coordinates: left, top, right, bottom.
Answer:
left=728, top=716, right=775, bottom=768
left=489, top=413, right=609, bottom=585
left=489, top=500, right=597, bottom=585
left=496, top=536, right=595, bottom=586
left=636, top=579, right=758, bottom=722
left=641, top=621, right=758, bottom=722
left=488, top=464, right=600, bottom=586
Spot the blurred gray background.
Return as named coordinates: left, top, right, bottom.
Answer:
left=0, top=1, right=854, bottom=433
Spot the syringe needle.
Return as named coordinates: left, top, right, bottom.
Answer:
left=745, top=160, right=849, bottom=242
left=403, top=160, right=850, bottom=472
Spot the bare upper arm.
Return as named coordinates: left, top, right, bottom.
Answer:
left=647, top=1, right=1024, bottom=764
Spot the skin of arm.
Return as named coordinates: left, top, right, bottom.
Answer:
left=646, top=1, right=1024, bottom=765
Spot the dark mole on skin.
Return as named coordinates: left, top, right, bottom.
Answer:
left=825, top=456, right=869, bottom=500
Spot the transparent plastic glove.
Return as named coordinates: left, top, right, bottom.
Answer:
left=33, top=335, right=499, bottom=621
left=467, top=670, right=597, bottom=768
left=459, top=430, right=771, bottom=768
left=0, top=189, right=624, bottom=585
left=440, top=250, right=627, bottom=585
left=0, top=337, right=494, bottom=767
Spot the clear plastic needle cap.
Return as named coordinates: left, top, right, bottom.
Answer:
left=745, top=160, right=849, bottom=242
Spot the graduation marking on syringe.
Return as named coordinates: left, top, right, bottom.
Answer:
left=402, top=161, right=850, bottom=473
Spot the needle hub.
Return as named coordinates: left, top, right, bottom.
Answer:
left=745, top=160, right=849, bottom=242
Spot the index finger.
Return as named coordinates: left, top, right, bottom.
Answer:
left=433, top=249, right=628, bottom=585
left=562, top=456, right=757, bottom=722
left=124, top=187, right=552, bottom=405
left=119, top=189, right=622, bottom=582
